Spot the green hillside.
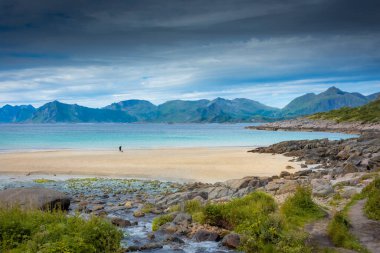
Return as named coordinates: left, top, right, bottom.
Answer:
left=309, top=99, right=380, bottom=123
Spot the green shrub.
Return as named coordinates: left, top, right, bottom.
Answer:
left=0, top=208, right=123, bottom=253
left=362, top=177, right=380, bottom=221
left=152, top=214, right=174, bottom=231
left=200, top=191, right=312, bottom=252
left=203, top=191, right=277, bottom=230
left=281, top=187, right=325, bottom=227
left=327, top=212, right=368, bottom=252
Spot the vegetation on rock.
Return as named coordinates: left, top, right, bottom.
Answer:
left=152, top=214, right=174, bottom=231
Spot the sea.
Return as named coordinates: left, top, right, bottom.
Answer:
left=0, top=123, right=357, bottom=151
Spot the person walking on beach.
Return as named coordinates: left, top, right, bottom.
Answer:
left=119, top=146, right=123, bottom=152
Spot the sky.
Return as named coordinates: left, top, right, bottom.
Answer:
left=0, top=0, right=380, bottom=108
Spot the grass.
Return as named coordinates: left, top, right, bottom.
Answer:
left=308, top=99, right=380, bottom=123
left=0, top=208, right=123, bottom=253
left=171, top=189, right=324, bottom=253
left=362, top=177, right=380, bottom=221
left=281, top=187, right=326, bottom=227
left=152, top=214, right=174, bottom=231
left=33, top=179, right=56, bottom=184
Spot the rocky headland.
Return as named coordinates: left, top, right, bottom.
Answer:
left=247, top=118, right=380, bottom=134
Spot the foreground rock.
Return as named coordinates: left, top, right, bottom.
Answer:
left=0, top=187, right=70, bottom=211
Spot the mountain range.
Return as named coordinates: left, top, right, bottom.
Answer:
left=0, top=87, right=378, bottom=123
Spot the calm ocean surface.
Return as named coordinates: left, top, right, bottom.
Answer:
left=0, top=123, right=356, bottom=151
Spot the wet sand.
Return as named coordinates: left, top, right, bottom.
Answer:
left=0, top=148, right=302, bottom=183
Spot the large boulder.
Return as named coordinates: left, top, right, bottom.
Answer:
left=222, top=233, right=241, bottom=249
left=0, top=187, right=70, bottom=211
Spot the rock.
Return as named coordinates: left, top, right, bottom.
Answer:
left=311, top=179, right=334, bottom=196
left=300, top=164, right=308, bottom=168
left=341, top=186, right=361, bottom=199
left=222, top=233, right=240, bottom=249
left=192, top=229, right=220, bottom=242
left=91, top=204, right=105, bottom=211
left=133, top=210, right=145, bottom=217
left=125, top=245, right=140, bottom=252
left=147, top=232, right=155, bottom=240
left=207, top=187, right=234, bottom=200
left=224, top=177, right=254, bottom=189
left=124, top=201, right=133, bottom=209
left=111, top=217, right=132, bottom=227
left=0, top=187, right=70, bottom=211
left=173, top=212, right=192, bottom=226
left=165, top=235, right=185, bottom=244
left=265, top=181, right=281, bottom=192
left=279, top=171, right=291, bottom=178
left=286, top=165, right=295, bottom=170
left=342, top=163, right=359, bottom=174
left=337, top=150, right=350, bottom=160
left=140, top=242, right=163, bottom=250
left=277, top=180, right=299, bottom=195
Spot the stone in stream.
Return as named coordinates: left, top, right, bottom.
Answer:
left=111, top=217, right=134, bottom=227
left=0, top=187, right=70, bottom=211
left=192, top=229, right=220, bottom=242
left=133, top=210, right=145, bottom=217
left=124, top=201, right=133, bottom=209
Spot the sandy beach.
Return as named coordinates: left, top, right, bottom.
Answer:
left=0, top=147, right=302, bottom=183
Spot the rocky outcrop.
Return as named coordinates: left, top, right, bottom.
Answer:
left=0, top=187, right=70, bottom=211
left=247, top=118, right=380, bottom=134
left=250, top=132, right=380, bottom=174
left=155, top=177, right=268, bottom=208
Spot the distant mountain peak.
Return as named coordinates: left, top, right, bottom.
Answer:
left=323, top=86, right=344, bottom=95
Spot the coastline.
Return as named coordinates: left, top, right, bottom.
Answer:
left=246, top=118, right=380, bottom=134
left=0, top=147, right=303, bottom=183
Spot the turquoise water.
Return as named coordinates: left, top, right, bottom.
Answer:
left=0, top=123, right=356, bottom=151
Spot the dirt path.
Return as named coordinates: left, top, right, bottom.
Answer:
left=305, top=217, right=335, bottom=249
left=348, top=199, right=380, bottom=253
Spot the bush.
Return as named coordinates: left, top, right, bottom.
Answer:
left=201, top=191, right=311, bottom=252
left=152, top=214, right=174, bottom=231
left=362, top=177, right=380, bottom=221
left=0, top=208, right=123, bottom=253
left=281, top=187, right=325, bottom=227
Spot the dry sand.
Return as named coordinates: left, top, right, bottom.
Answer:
left=0, top=148, right=303, bottom=183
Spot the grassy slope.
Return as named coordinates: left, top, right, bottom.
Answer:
left=308, top=99, right=380, bottom=123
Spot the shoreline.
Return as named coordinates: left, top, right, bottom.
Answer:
left=247, top=118, right=380, bottom=134
left=0, top=147, right=303, bottom=183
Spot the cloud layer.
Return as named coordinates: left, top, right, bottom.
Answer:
left=0, top=0, right=379, bottom=107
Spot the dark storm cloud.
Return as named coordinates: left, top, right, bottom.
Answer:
left=0, top=0, right=379, bottom=107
